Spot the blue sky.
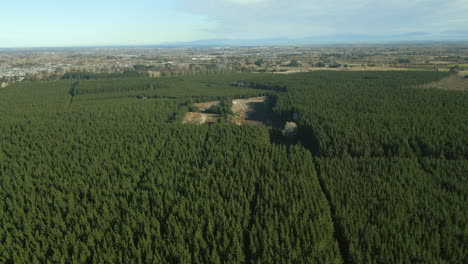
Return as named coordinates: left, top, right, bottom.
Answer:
left=1, top=0, right=467, bottom=47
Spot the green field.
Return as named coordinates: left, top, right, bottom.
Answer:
left=449, top=64, right=468, bottom=67
left=0, top=71, right=466, bottom=263
left=406, top=67, right=436, bottom=71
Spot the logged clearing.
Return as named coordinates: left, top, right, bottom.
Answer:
left=181, top=112, right=220, bottom=125
left=182, top=96, right=270, bottom=125
left=182, top=100, right=222, bottom=125
left=231, top=96, right=269, bottom=125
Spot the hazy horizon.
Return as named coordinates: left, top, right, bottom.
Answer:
left=1, top=0, right=467, bottom=48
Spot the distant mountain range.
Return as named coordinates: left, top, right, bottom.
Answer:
left=2, top=32, right=467, bottom=49
left=164, top=31, right=468, bottom=46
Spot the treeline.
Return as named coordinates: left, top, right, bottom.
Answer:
left=205, top=100, right=233, bottom=117
left=231, top=81, right=287, bottom=92
left=72, top=76, right=269, bottom=103
left=61, top=71, right=149, bottom=80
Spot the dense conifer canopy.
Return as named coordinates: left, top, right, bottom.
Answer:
left=0, top=71, right=466, bottom=263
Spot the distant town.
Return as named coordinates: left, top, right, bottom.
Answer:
left=2, top=43, right=468, bottom=88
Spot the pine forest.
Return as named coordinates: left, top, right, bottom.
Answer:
left=0, top=71, right=466, bottom=263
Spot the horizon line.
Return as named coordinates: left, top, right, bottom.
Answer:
left=1, top=39, right=468, bottom=50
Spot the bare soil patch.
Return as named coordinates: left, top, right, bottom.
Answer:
left=231, top=96, right=269, bottom=125
left=182, top=96, right=271, bottom=125
left=182, top=100, right=223, bottom=125
left=182, top=112, right=220, bottom=125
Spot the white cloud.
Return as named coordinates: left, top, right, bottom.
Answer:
left=179, top=0, right=468, bottom=39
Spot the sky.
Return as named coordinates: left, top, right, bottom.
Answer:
left=1, top=0, right=467, bottom=47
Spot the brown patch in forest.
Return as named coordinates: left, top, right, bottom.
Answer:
left=182, top=100, right=222, bottom=125
left=182, top=96, right=271, bottom=125
left=181, top=112, right=220, bottom=125
left=231, top=96, right=269, bottom=125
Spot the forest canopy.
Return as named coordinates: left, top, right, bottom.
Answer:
left=0, top=71, right=466, bottom=263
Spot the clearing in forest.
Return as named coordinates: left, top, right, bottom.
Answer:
left=182, top=96, right=271, bottom=125
left=192, top=100, right=222, bottom=111
left=231, top=96, right=270, bottom=125
left=181, top=111, right=221, bottom=125
left=181, top=100, right=221, bottom=125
